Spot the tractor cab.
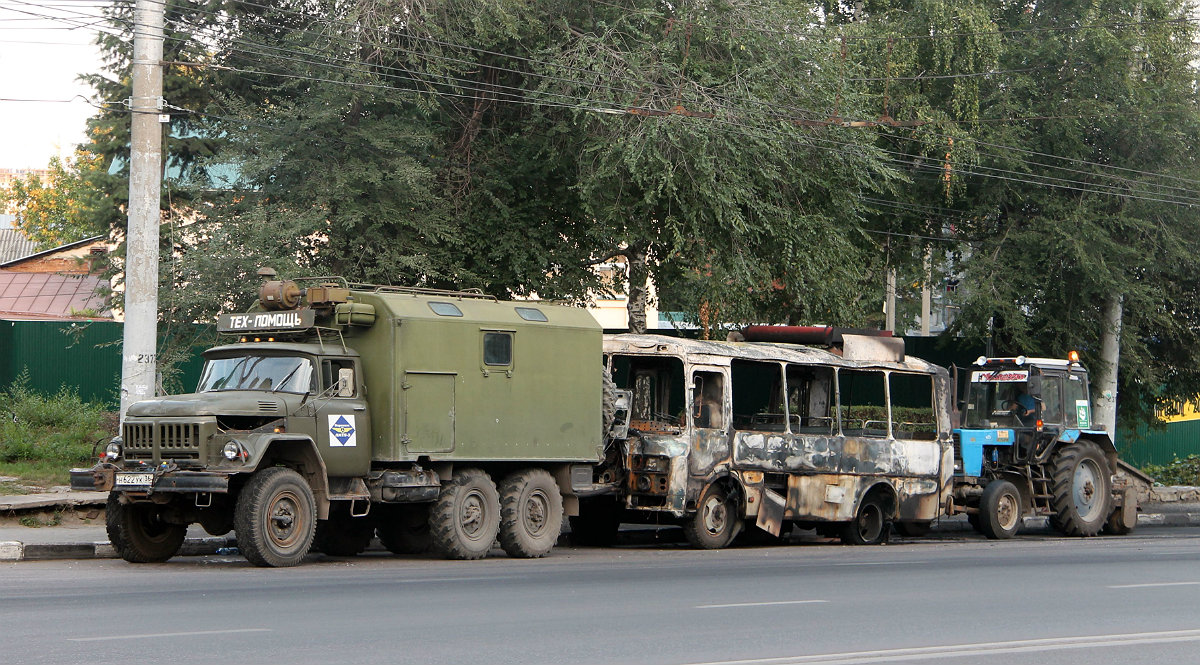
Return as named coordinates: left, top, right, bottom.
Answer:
left=956, top=353, right=1095, bottom=478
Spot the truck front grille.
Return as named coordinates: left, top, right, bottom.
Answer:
left=124, top=422, right=202, bottom=461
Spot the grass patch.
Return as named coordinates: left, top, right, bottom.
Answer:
left=1143, top=454, right=1200, bottom=486
left=0, top=480, right=31, bottom=495
left=0, top=372, right=114, bottom=490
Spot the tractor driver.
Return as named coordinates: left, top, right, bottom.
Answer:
left=1005, top=390, right=1037, bottom=427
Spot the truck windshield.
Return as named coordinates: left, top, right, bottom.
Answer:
left=198, top=355, right=314, bottom=394
left=962, top=371, right=1033, bottom=428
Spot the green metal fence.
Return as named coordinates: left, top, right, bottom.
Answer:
left=0, top=320, right=204, bottom=409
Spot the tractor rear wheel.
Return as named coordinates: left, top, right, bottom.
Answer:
left=1049, top=441, right=1112, bottom=537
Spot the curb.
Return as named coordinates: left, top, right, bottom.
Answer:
left=0, top=536, right=237, bottom=562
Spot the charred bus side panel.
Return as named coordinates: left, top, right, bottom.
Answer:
left=603, top=334, right=953, bottom=547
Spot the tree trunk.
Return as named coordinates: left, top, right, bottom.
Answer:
left=625, top=246, right=649, bottom=334
left=1093, top=293, right=1123, bottom=434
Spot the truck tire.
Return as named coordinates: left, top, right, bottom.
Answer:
left=1049, top=441, right=1112, bottom=537
left=684, top=483, right=741, bottom=549
left=235, top=467, right=317, bottom=567
left=106, top=492, right=186, bottom=563
left=498, top=468, right=564, bottom=558
left=840, top=495, right=890, bottom=546
left=980, top=479, right=1021, bottom=539
left=568, top=498, right=621, bottom=546
left=376, top=504, right=433, bottom=554
left=313, top=504, right=375, bottom=557
left=429, top=468, right=500, bottom=560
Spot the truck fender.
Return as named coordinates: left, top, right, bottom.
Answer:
left=252, top=437, right=331, bottom=520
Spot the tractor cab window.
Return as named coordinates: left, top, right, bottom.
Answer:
left=1040, top=375, right=1064, bottom=425
left=963, top=369, right=1033, bottom=429
left=1065, top=373, right=1090, bottom=428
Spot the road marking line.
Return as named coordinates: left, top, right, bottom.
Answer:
left=832, top=561, right=926, bottom=567
left=677, top=628, right=1200, bottom=665
left=69, top=628, right=271, bottom=642
left=696, top=600, right=828, bottom=609
left=1109, top=581, right=1200, bottom=588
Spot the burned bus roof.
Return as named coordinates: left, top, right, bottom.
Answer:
left=603, top=333, right=946, bottom=376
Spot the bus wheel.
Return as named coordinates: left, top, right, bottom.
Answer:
left=498, top=468, right=564, bottom=558
left=430, top=468, right=500, bottom=560
left=1049, top=441, right=1112, bottom=537
left=841, top=496, right=890, bottom=546
left=684, top=483, right=741, bottom=549
left=980, top=479, right=1021, bottom=539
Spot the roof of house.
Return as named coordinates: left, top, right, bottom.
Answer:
left=0, top=229, right=37, bottom=265
left=0, top=270, right=111, bottom=319
left=0, top=234, right=106, bottom=269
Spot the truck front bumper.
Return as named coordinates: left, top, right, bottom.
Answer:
left=69, top=466, right=231, bottom=494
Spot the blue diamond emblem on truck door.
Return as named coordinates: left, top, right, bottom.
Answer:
left=330, top=415, right=355, bottom=445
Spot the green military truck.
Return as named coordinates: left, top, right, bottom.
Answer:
left=72, top=271, right=624, bottom=566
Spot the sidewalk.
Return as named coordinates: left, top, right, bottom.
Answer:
left=2, top=488, right=1199, bottom=562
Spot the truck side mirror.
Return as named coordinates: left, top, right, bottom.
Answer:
left=337, top=368, right=355, bottom=397
left=1027, top=374, right=1043, bottom=398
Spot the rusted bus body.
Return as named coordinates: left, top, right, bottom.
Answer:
left=603, top=334, right=954, bottom=543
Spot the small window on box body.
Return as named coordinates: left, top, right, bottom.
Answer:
left=515, top=307, right=548, bottom=322
left=483, top=332, right=513, bottom=366
left=429, top=301, right=463, bottom=317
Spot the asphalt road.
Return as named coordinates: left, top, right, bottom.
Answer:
left=3, top=527, right=1200, bottom=665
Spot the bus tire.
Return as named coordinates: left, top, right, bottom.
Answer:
left=841, top=495, right=890, bottom=546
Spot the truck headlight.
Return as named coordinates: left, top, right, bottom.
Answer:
left=222, top=441, right=246, bottom=461
left=103, top=438, right=123, bottom=461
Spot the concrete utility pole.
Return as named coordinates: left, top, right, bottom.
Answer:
left=1094, top=294, right=1123, bottom=434
left=120, top=0, right=165, bottom=421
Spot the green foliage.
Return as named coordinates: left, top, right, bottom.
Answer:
left=3, top=151, right=108, bottom=250
left=0, top=373, right=112, bottom=468
left=1142, top=455, right=1200, bottom=487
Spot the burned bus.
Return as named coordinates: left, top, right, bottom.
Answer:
left=584, top=331, right=954, bottom=547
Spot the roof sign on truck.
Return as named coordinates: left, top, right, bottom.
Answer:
left=217, top=310, right=315, bottom=333
left=971, top=369, right=1029, bottom=383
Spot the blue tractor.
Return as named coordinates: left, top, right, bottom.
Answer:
left=951, top=354, right=1137, bottom=538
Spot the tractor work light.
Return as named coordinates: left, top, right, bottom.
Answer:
left=1068, top=350, right=1080, bottom=362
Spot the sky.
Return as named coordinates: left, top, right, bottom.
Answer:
left=0, top=1, right=109, bottom=170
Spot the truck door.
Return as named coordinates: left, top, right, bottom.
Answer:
left=314, top=357, right=372, bottom=476
left=403, top=372, right=457, bottom=454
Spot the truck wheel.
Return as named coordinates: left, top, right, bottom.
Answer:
left=376, top=504, right=433, bottom=554
left=106, top=492, right=186, bottom=563
left=429, top=468, right=500, bottom=560
left=313, top=504, right=375, bottom=557
left=568, top=498, right=621, bottom=546
left=980, top=479, right=1022, bottom=539
left=840, top=496, right=890, bottom=546
left=1049, top=441, right=1112, bottom=537
left=235, top=467, right=317, bottom=567
left=684, top=483, right=741, bottom=549
left=498, top=468, right=564, bottom=558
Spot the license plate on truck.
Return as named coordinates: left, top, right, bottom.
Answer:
left=115, top=472, right=154, bottom=488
